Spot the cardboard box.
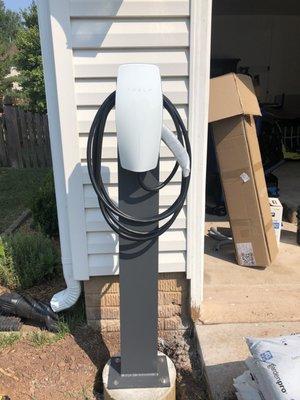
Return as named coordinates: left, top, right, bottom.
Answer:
left=209, top=73, right=278, bottom=267
left=269, top=197, right=283, bottom=244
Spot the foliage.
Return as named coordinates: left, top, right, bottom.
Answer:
left=28, top=321, right=69, bottom=347
left=14, top=2, right=46, bottom=113
left=0, top=332, right=20, bottom=349
left=0, top=167, right=49, bottom=233
left=30, top=171, right=59, bottom=238
left=0, top=231, right=59, bottom=290
left=28, top=331, right=53, bottom=347
left=0, top=1, right=21, bottom=101
left=60, top=296, right=86, bottom=330
left=0, top=1, right=20, bottom=43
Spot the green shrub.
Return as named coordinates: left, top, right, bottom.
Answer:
left=30, top=172, right=59, bottom=238
left=0, top=232, right=59, bottom=290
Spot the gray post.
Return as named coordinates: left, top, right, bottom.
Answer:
left=107, top=161, right=170, bottom=389
left=119, top=164, right=159, bottom=375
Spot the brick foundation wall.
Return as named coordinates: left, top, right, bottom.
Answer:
left=84, top=273, right=190, bottom=333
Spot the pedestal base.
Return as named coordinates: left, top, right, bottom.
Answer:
left=103, top=353, right=176, bottom=400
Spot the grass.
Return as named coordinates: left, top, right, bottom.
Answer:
left=0, top=332, right=20, bottom=349
left=28, top=331, right=56, bottom=347
left=60, top=295, right=86, bottom=330
left=81, top=387, right=93, bottom=400
left=28, top=320, right=70, bottom=347
left=27, top=298, right=86, bottom=348
left=64, top=386, right=94, bottom=399
left=0, top=167, right=50, bottom=233
left=0, top=296, right=86, bottom=349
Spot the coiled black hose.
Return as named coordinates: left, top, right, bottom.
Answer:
left=87, top=92, right=191, bottom=241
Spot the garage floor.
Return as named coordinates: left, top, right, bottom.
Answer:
left=197, top=161, right=300, bottom=399
left=202, top=220, right=300, bottom=324
left=197, top=221, right=300, bottom=399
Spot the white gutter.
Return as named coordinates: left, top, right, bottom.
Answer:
left=37, top=1, right=81, bottom=312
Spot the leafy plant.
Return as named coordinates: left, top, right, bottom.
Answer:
left=30, top=171, right=59, bottom=238
left=0, top=231, right=59, bottom=290
left=0, top=0, right=21, bottom=103
left=14, top=2, right=46, bottom=113
left=0, top=167, right=49, bottom=233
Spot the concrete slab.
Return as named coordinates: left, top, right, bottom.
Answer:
left=195, top=322, right=300, bottom=400
left=202, top=221, right=300, bottom=324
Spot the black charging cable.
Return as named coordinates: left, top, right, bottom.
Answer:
left=87, top=92, right=191, bottom=241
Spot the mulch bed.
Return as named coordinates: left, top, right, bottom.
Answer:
left=0, top=274, right=208, bottom=399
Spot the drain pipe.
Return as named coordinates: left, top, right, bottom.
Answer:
left=50, top=258, right=81, bottom=312
left=37, top=2, right=81, bottom=312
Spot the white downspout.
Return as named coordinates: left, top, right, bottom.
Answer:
left=37, top=1, right=81, bottom=312
left=50, top=258, right=81, bottom=312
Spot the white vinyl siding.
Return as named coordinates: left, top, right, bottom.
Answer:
left=73, top=49, right=189, bottom=78
left=38, top=0, right=212, bottom=312
left=69, top=0, right=189, bottom=17
left=68, top=0, right=190, bottom=278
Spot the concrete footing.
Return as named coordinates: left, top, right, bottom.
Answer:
left=103, top=353, right=176, bottom=400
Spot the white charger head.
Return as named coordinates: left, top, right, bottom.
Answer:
left=116, top=64, right=163, bottom=172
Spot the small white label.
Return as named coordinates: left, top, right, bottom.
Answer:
left=236, top=242, right=256, bottom=266
left=240, top=172, right=250, bottom=183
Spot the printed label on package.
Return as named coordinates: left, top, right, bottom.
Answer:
left=236, top=242, right=256, bottom=266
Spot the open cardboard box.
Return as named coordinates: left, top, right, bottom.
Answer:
left=209, top=73, right=278, bottom=267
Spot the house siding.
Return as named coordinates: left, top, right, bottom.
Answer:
left=38, top=0, right=212, bottom=314
left=70, top=0, right=191, bottom=278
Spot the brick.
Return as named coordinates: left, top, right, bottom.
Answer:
left=101, top=293, right=120, bottom=307
left=100, top=319, right=120, bottom=332
left=85, top=293, right=120, bottom=307
left=159, top=273, right=182, bottom=280
left=87, top=320, right=100, bottom=330
left=158, top=279, right=182, bottom=292
left=87, top=319, right=121, bottom=333
left=99, top=282, right=120, bottom=295
left=158, top=273, right=187, bottom=292
left=158, top=291, right=182, bottom=305
left=85, top=273, right=190, bottom=332
left=86, top=306, right=120, bottom=320
left=100, top=307, right=120, bottom=320
left=158, top=305, right=181, bottom=318
left=86, top=306, right=100, bottom=320
left=84, top=276, right=119, bottom=294
left=164, top=316, right=188, bottom=331
left=158, top=318, right=165, bottom=331
left=84, top=293, right=100, bottom=308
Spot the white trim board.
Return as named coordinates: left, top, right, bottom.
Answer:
left=187, top=0, right=212, bottom=317
left=38, top=0, right=89, bottom=280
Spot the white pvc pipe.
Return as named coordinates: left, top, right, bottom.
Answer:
left=37, top=1, right=81, bottom=312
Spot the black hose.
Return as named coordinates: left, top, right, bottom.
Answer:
left=0, top=292, right=58, bottom=332
left=0, top=316, right=22, bottom=332
left=87, top=92, right=191, bottom=241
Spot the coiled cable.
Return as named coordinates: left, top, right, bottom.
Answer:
left=87, top=92, right=191, bottom=241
